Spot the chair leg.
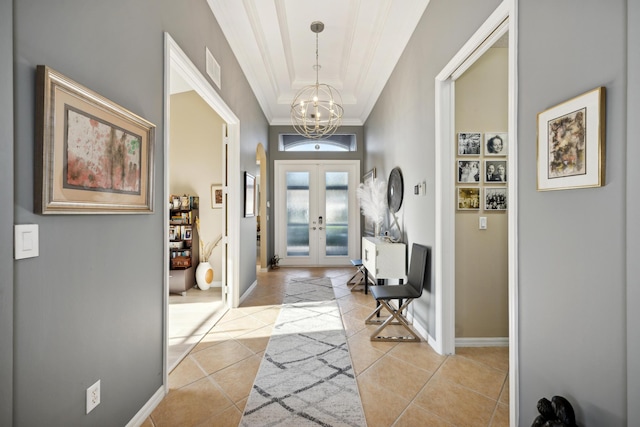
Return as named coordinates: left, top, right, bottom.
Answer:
left=347, top=267, right=365, bottom=291
left=366, top=299, right=421, bottom=342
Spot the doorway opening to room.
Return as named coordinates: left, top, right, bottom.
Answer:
left=274, top=160, right=360, bottom=267
left=434, top=1, right=517, bottom=424
left=164, top=33, right=241, bottom=374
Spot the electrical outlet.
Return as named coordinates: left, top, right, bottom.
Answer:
left=86, top=380, right=101, bottom=414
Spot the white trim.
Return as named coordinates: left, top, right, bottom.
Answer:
left=455, top=337, right=509, bottom=347
left=125, top=386, right=164, bottom=427
left=434, top=1, right=518, bottom=424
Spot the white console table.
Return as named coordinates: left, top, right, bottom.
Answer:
left=362, top=237, right=406, bottom=293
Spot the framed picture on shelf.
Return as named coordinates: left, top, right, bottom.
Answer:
left=183, top=226, right=192, bottom=240
left=362, top=168, right=376, bottom=236
left=169, top=226, right=177, bottom=241
left=484, top=160, right=507, bottom=183
left=484, top=187, right=508, bottom=211
left=457, top=132, right=482, bottom=155
left=34, top=65, right=155, bottom=214
left=537, top=86, right=606, bottom=191
left=211, top=184, right=223, bottom=208
left=457, top=160, right=480, bottom=183
left=457, top=187, right=481, bottom=210
left=484, top=132, right=508, bottom=156
left=244, top=172, right=256, bottom=218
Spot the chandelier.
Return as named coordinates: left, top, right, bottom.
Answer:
left=290, top=21, right=344, bottom=140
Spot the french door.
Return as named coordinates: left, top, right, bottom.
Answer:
left=275, top=160, right=359, bottom=266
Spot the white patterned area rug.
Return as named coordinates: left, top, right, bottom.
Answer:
left=240, top=277, right=367, bottom=427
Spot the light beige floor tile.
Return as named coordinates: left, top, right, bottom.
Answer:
left=358, top=353, right=433, bottom=401
left=347, top=337, right=386, bottom=375
left=413, top=376, right=497, bottom=427
left=490, top=402, right=510, bottom=427
left=357, top=376, right=410, bottom=427
left=435, top=356, right=506, bottom=400
left=456, top=346, right=509, bottom=373
left=213, top=314, right=268, bottom=338
left=168, top=355, right=207, bottom=390
left=191, top=329, right=234, bottom=353
left=499, top=375, right=509, bottom=405
left=234, top=324, right=273, bottom=354
left=195, top=403, right=243, bottom=427
left=191, top=340, right=254, bottom=375
left=394, top=403, right=455, bottom=427
left=247, top=306, right=281, bottom=324
left=388, top=341, right=447, bottom=373
left=150, top=377, right=233, bottom=427
left=212, top=354, right=262, bottom=403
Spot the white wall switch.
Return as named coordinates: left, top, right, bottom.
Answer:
left=479, top=217, right=487, bottom=230
left=14, top=224, right=39, bottom=259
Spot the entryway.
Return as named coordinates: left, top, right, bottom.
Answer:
left=274, top=160, right=359, bottom=266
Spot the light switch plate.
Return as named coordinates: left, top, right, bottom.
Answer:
left=14, top=224, right=39, bottom=259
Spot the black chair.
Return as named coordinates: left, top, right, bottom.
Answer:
left=365, top=243, right=430, bottom=342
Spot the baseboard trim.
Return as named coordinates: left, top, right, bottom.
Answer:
left=239, top=280, right=258, bottom=305
left=455, top=337, right=509, bottom=347
left=126, top=386, right=165, bottom=427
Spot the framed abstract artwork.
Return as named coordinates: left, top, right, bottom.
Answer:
left=35, top=65, right=155, bottom=214
left=537, top=87, right=606, bottom=191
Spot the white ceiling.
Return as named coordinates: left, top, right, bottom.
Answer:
left=206, top=0, right=431, bottom=126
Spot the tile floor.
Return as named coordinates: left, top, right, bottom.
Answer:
left=144, top=267, right=509, bottom=427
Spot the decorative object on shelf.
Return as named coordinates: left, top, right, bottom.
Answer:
left=290, top=21, right=344, bottom=140
left=537, top=86, right=605, bottom=191
left=531, top=395, right=578, bottom=427
left=194, top=216, right=222, bottom=290
left=270, top=254, right=282, bottom=269
left=244, top=172, right=256, bottom=218
left=357, top=171, right=386, bottom=237
left=35, top=65, right=155, bottom=214
left=171, top=195, right=181, bottom=210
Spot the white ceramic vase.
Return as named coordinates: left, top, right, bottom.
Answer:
left=195, top=262, right=214, bottom=290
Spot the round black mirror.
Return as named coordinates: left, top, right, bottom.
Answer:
left=387, top=167, right=404, bottom=213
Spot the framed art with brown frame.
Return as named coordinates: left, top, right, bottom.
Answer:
left=537, top=86, right=606, bottom=191
left=362, top=168, right=376, bottom=236
left=35, top=65, right=155, bottom=214
left=244, top=172, right=256, bottom=218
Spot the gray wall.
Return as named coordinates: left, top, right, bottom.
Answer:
left=628, top=0, right=640, bottom=421
left=0, top=0, right=14, bottom=424
left=364, top=0, right=503, bottom=339
left=518, top=1, right=627, bottom=425
left=11, top=1, right=266, bottom=425
left=365, top=0, right=635, bottom=425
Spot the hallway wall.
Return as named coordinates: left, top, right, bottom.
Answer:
left=365, top=0, right=635, bottom=425
left=10, top=1, right=267, bottom=425
left=0, top=0, right=14, bottom=424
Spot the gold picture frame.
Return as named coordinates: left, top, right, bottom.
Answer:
left=536, top=86, right=606, bottom=191
left=35, top=65, right=155, bottom=214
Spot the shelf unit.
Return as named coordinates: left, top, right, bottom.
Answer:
left=169, top=208, right=198, bottom=295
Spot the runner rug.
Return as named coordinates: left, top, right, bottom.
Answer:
left=240, top=277, right=367, bottom=427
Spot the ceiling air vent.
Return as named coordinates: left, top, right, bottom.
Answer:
left=205, top=47, right=221, bottom=89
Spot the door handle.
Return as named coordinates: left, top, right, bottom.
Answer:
left=318, top=226, right=323, bottom=230
left=310, top=226, right=316, bottom=230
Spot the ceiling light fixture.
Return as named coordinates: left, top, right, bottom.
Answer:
left=290, top=21, right=343, bottom=140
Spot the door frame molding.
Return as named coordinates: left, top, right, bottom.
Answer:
left=433, top=0, right=518, bottom=424
left=163, top=32, right=241, bottom=385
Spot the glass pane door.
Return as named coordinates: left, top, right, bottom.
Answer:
left=275, top=160, right=358, bottom=266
